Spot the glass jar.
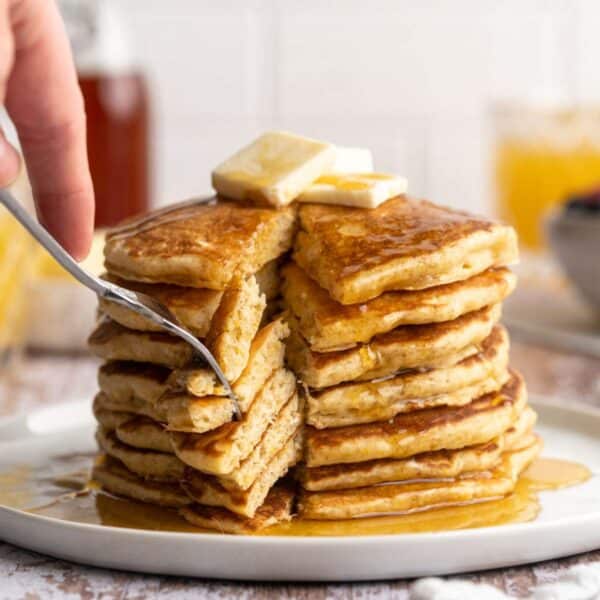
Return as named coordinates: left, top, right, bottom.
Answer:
left=493, top=103, right=600, bottom=251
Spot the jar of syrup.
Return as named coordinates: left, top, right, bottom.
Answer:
left=60, top=0, right=150, bottom=228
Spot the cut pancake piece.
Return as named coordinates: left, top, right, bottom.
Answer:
left=289, top=304, right=502, bottom=389
left=115, top=416, right=172, bottom=453
left=282, top=262, right=516, bottom=351
left=298, top=435, right=542, bottom=519
left=99, top=275, right=223, bottom=338
left=305, top=371, right=527, bottom=467
left=104, top=198, right=296, bottom=289
left=170, top=369, right=297, bottom=475
left=93, top=277, right=265, bottom=383
left=203, top=275, right=266, bottom=382
left=294, top=196, right=518, bottom=304
left=99, top=260, right=278, bottom=338
left=219, top=390, right=303, bottom=491
left=93, top=455, right=191, bottom=507
left=158, top=392, right=234, bottom=433
left=299, top=438, right=505, bottom=492
left=98, top=361, right=170, bottom=407
left=96, top=427, right=184, bottom=482
left=89, top=319, right=193, bottom=369
left=180, top=482, right=295, bottom=534
left=172, top=318, right=289, bottom=409
left=307, top=325, right=509, bottom=428
left=93, top=391, right=166, bottom=423
left=183, top=431, right=302, bottom=517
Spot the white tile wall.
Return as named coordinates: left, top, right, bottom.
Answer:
left=112, top=0, right=597, bottom=215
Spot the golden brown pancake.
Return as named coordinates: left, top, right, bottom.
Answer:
left=298, top=435, right=542, bottom=519
left=93, top=391, right=166, bottom=423
left=100, top=259, right=279, bottom=339
left=115, top=416, right=173, bottom=453
left=282, top=262, right=516, bottom=351
left=89, top=318, right=194, bottom=368
left=173, top=317, right=289, bottom=406
left=93, top=455, right=191, bottom=508
left=294, top=196, right=518, bottom=304
left=170, top=369, right=297, bottom=475
left=182, top=431, right=302, bottom=518
left=307, top=325, right=509, bottom=428
left=180, top=482, right=295, bottom=533
left=93, top=405, right=135, bottom=431
left=96, top=427, right=185, bottom=482
left=298, top=438, right=505, bottom=492
left=158, top=392, right=235, bottom=433
left=104, top=198, right=296, bottom=289
left=305, top=371, right=527, bottom=467
left=299, top=408, right=537, bottom=492
left=93, top=277, right=265, bottom=383
left=288, top=304, right=502, bottom=389
left=98, top=361, right=171, bottom=407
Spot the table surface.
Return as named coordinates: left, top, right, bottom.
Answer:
left=1, top=339, right=599, bottom=599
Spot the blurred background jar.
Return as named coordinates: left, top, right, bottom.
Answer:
left=493, top=103, right=600, bottom=252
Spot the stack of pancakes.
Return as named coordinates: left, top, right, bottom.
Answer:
left=88, top=200, right=304, bottom=533
left=87, top=193, right=542, bottom=530
left=284, top=197, right=542, bottom=520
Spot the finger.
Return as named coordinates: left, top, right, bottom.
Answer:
left=6, top=0, right=94, bottom=260
left=0, top=128, right=21, bottom=187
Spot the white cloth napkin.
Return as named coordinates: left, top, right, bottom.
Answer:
left=410, top=563, right=600, bottom=599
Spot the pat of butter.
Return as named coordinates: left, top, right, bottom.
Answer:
left=332, top=147, right=374, bottom=174
left=297, top=173, right=407, bottom=208
left=212, top=131, right=336, bottom=208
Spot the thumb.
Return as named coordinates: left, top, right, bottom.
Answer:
left=0, top=129, right=20, bottom=188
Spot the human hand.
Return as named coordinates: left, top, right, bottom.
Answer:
left=0, top=0, right=94, bottom=260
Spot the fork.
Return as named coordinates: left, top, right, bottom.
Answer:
left=0, top=188, right=241, bottom=419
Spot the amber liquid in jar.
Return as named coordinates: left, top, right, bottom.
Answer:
left=80, top=72, right=149, bottom=228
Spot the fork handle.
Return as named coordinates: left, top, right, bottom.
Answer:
left=0, top=188, right=104, bottom=295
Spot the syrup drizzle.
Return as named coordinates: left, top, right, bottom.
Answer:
left=0, top=455, right=592, bottom=537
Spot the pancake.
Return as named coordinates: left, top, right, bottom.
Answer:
left=115, top=416, right=173, bottom=453
left=254, top=258, right=281, bottom=301
left=89, top=318, right=194, bottom=369
left=183, top=431, right=302, bottom=517
left=173, top=317, right=289, bottom=406
left=93, top=405, right=135, bottom=431
left=307, top=325, right=509, bottom=428
left=298, top=438, right=505, bottom=492
left=93, top=456, right=191, bottom=508
left=300, top=408, right=537, bottom=492
left=96, top=427, right=185, bottom=482
left=180, top=482, right=295, bottom=533
left=100, top=259, right=279, bottom=339
left=305, top=371, right=526, bottom=467
left=93, top=391, right=166, bottom=423
left=293, top=196, right=518, bottom=304
left=170, top=369, right=297, bottom=475
left=288, top=304, right=502, bottom=389
left=298, top=435, right=542, bottom=519
left=282, top=262, right=516, bottom=351
left=104, top=198, right=296, bottom=289
left=92, top=277, right=265, bottom=383
left=158, top=392, right=235, bottom=433
left=219, top=390, right=303, bottom=490
left=98, top=361, right=171, bottom=407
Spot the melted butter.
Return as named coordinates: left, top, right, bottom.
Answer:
left=0, top=456, right=591, bottom=537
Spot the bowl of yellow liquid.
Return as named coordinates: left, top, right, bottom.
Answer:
left=494, top=104, right=600, bottom=252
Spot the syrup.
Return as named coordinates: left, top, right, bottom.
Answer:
left=0, top=455, right=592, bottom=537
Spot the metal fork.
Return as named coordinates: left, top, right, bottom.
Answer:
left=0, top=188, right=241, bottom=419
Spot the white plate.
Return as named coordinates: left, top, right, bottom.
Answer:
left=0, top=396, right=599, bottom=582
